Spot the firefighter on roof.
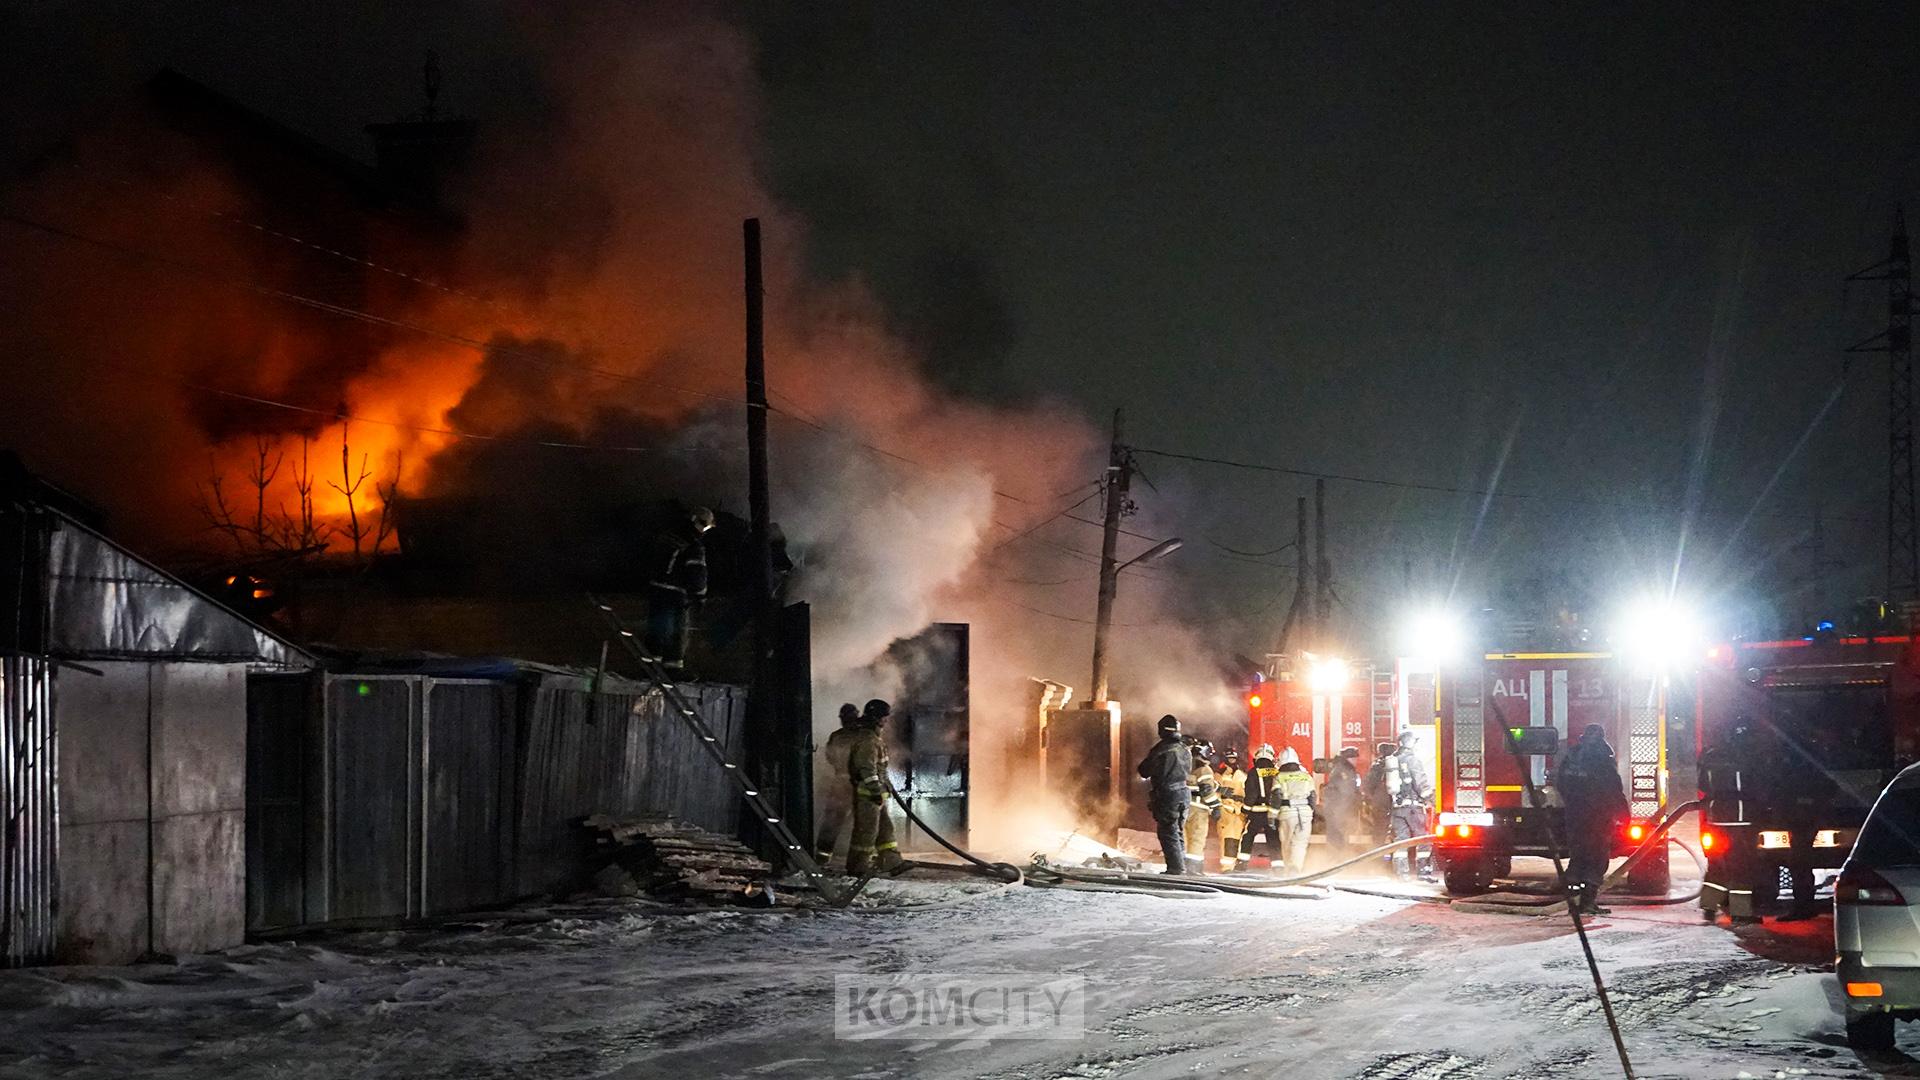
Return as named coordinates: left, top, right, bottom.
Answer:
left=814, top=703, right=860, bottom=866
left=1240, top=744, right=1283, bottom=869
left=644, top=506, right=715, bottom=670
left=845, top=699, right=903, bottom=876
left=1216, top=748, right=1248, bottom=867
left=1136, top=715, right=1194, bottom=874
left=1183, top=739, right=1222, bottom=872
left=1272, top=747, right=1317, bottom=873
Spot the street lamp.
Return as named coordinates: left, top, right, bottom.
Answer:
left=1120, top=538, right=1183, bottom=572
left=1089, top=536, right=1184, bottom=703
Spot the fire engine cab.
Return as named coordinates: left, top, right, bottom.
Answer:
left=1696, top=632, right=1920, bottom=918
left=1429, top=651, right=1672, bottom=896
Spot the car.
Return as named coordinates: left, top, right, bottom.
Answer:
left=1836, top=761, right=1920, bottom=1050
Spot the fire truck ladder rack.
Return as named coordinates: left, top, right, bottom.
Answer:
left=587, top=595, right=855, bottom=908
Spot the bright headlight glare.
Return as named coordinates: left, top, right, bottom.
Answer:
left=1401, top=609, right=1465, bottom=667
left=1612, top=597, right=1703, bottom=671
left=1308, top=656, right=1349, bottom=693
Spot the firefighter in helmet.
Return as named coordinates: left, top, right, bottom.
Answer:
left=1183, top=738, right=1222, bottom=872
left=1322, top=746, right=1365, bottom=863
left=1552, top=722, right=1628, bottom=914
left=1385, top=730, right=1436, bottom=881
left=1136, top=715, right=1194, bottom=874
left=813, top=703, right=861, bottom=866
left=845, top=699, right=903, bottom=876
left=644, top=506, right=716, bottom=670
left=1364, top=740, right=1397, bottom=864
left=1272, top=746, right=1317, bottom=873
left=1216, top=747, right=1248, bottom=868
left=1240, top=744, right=1283, bottom=869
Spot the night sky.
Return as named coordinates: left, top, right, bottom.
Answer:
left=9, top=2, right=1920, bottom=646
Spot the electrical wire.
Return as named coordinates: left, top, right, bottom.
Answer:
left=1129, top=443, right=1875, bottom=528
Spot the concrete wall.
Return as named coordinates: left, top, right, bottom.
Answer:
left=56, top=662, right=246, bottom=964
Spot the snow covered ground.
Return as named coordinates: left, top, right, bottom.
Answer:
left=0, top=865, right=1907, bottom=1079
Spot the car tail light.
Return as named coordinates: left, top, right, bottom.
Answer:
left=1836, top=865, right=1908, bottom=906
left=1627, top=824, right=1646, bottom=842
left=1453, top=824, right=1474, bottom=839
left=1848, top=982, right=1885, bottom=998
left=1699, top=831, right=1717, bottom=851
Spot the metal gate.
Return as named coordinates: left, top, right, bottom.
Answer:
left=1, top=657, right=55, bottom=966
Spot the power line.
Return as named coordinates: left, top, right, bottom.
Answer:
left=1128, top=443, right=1875, bottom=528
left=61, top=162, right=512, bottom=311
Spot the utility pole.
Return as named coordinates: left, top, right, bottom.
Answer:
left=1849, top=210, right=1918, bottom=602
left=1279, top=495, right=1309, bottom=653
left=742, top=219, right=781, bottom=845
left=1315, top=478, right=1332, bottom=641
left=1089, top=409, right=1131, bottom=704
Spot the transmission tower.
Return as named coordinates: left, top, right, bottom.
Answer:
left=1849, top=210, right=1917, bottom=601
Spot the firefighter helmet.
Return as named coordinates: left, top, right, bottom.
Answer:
left=1397, top=730, right=1419, bottom=748
left=1278, top=746, right=1301, bottom=767
left=1157, top=714, right=1181, bottom=736
left=862, top=699, right=892, bottom=723
left=1254, top=743, right=1276, bottom=762
left=838, top=702, right=860, bottom=725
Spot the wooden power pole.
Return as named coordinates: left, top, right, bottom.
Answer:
left=742, top=218, right=780, bottom=847
left=1315, top=478, right=1332, bottom=640
left=1090, top=409, right=1130, bottom=704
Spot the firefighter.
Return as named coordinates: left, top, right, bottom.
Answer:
left=813, top=703, right=861, bottom=866
left=1240, top=744, right=1283, bottom=869
left=1273, top=747, right=1317, bottom=873
left=1216, top=748, right=1248, bottom=868
left=1136, top=715, right=1194, bottom=874
left=845, top=699, right=904, bottom=876
left=1183, top=740, right=1222, bottom=872
left=1364, top=741, right=1396, bottom=863
left=644, top=506, right=715, bottom=670
left=1322, top=746, right=1364, bottom=863
left=1386, top=731, right=1435, bottom=881
left=1552, top=722, right=1627, bottom=915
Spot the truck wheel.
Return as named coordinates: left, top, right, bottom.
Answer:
left=1443, top=858, right=1492, bottom=896
left=1847, top=1009, right=1896, bottom=1052
left=1624, top=847, right=1671, bottom=896
left=1491, top=855, right=1513, bottom=880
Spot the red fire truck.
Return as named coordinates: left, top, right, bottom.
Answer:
left=1696, top=633, right=1920, bottom=918
left=1244, top=653, right=1395, bottom=773
left=1429, top=651, right=1672, bottom=896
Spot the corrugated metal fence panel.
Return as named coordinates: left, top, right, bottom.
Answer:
left=510, top=680, right=745, bottom=896
left=1, top=657, right=56, bottom=967
left=640, top=684, right=745, bottom=833
left=327, top=677, right=417, bottom=921
left=423, top=680, right=516, bottom=915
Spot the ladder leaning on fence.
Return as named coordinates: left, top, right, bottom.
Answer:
left=586, top=595, right=852, bottom=907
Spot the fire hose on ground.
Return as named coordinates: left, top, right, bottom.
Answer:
left=1448, top=799, right=1707, bottom=916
